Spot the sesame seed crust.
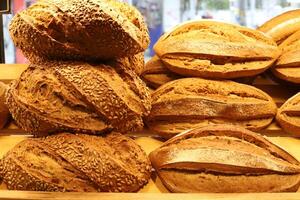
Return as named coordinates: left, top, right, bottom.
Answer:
left=9, top=0, right=150, bottom=62
left=0, top=133, right=151, bottom=192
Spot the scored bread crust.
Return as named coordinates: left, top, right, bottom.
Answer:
left=141, top=56, right=181, bottom=89
left=271, top=30, right=300, bottom=84
left=0, top=82, right=9, bottom=129
left=258, top=9, right=300, bottom=45
left=149, top=125, right=300, bottom=193
left=146, top=78, right=277, bottom=138
left=9, top=0, right=150, bottom=62
left=6, top=62, right=151, bottom=136
left=154, top=20, right=280, bottom=79
left=0, top=132, right=151, bottom=192
left=276, top=92, right=300, bottom=135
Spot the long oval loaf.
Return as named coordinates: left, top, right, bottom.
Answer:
left=277, top=93, right=300, bottom=135
left=258, top=9, right=300, bottom=45
left=0, top=132, right=151, bottom=192
left=154, top=20, right=280, bottom=79
left=149, top=125, right=300, bottom=193
left=146, top=78, right=277, bottom=138
left=6, top=61, right=151, bottom=136
left=9, top=0, right=149, bottom=62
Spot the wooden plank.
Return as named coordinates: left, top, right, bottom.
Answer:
left=0, top=191, right=299, bottom=200
left=0, top=64, right=27, bottom=83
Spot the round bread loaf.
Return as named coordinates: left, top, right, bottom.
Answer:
left=0, top=82, right=9, bottom=129
left=6, top=61, right=151, bottom=136
left=0, top=132, right=151, bottom=192
left=9, top=0, right=150, bottom=62
left=150, top=125, right=300, bottom=193
left=146, top=78, right=277, bottom=138
left=154, top=20, right=280, bottom=79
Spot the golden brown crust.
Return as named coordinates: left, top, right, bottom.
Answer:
left=146, top=78, right=277, bottom=138
left=149, top=125, right=300, bottom=193
left=6, top=62, right=151, bottom=136
left=277, top=92, right=300, bottom=135
left=110, top=53, right=145, bottom=76
left=141, top=56, right=181, bottom=88
left=0, top=82, right=9, bottom=129
left=258, top=9, right=300, bottom=45
left=9, top=0, right=150, bottom=62
left=154, top=20, right=280, bottom=79
left=272, top=30, right=300, bottom=83
left=0, top=132, right=151, bottom=192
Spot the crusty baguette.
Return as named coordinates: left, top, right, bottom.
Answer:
left=149, top=125, right=300, bottom=193
left=146, top=78, right=277, bottom=138
left=271, top=29, right=300, bottom=83
left=9, top=0, right=150, bottom=62
left=258, top=9, right=300, bottom=44
left=0, top=82, right=9, bottom=129
left=6, top=61, right=151, bottom=136
left=154, top=20, right=280, bottom=79
left=276, top=92, right=300, bottom=135
left=0, top=132, right=151, bottom=192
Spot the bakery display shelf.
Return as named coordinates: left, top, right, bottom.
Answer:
left=1, top=64, right=300, bottom=199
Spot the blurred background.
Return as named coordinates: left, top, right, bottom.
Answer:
left=1, top=0, right=300, bottom=63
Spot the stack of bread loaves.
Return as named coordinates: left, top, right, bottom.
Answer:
left=144, top=18, right=300, bottom=193
left=143, top=20, right=280, bottom=139
left=1, top=0, right=152, bottom=192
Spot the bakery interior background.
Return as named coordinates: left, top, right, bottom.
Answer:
left=1, top=0, right=300, bottom=64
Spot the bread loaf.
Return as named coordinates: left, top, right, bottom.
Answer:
left=0, top=132, right=151, bottom=192
left=271, top=30, right=300, bottom=83
left=258, top=9, right=300, bottom=45
left=149, top=125, right=300, bottom=193
left=277, top=92, right=300, bottom=135
left=111, top=53, right=145, bottom=76
left=154, top=20, right=280, bottom=79
left=146, top=78, right=277, bottom=138
left=141, top=56, right=181, bottom=89
left=0, top=82, right=9, bottom=129
left=9, top=0, right=149, bottom=62
left=6, top=61, right=151, bottom=136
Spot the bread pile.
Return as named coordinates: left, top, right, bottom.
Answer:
left=1, top=0, right=152, bottom=192
left=3, top=3, right=300, bottom=193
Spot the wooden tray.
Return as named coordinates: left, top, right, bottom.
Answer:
left=1, top=64, right=300, bottom=200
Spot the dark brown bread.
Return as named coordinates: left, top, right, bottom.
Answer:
left=149, top=125, right=300, bottom=193
left=0, top=82, right=9, bottom=129
left=258, top=9, right=300, bottom=45
left=146, top=78, right=277, bottom=138
left=141, top=56, right=181, bottom=89
left=6, top=61, right=151, bottom=136
left=271, top=30, right=300, bottom=83
left=154, top=20, right=280, bottom=79
left=9, top=0, right=149, bottom=62
left=277, top=92, right=300, bottom=135
left=0, top=132, right=151, bottom=192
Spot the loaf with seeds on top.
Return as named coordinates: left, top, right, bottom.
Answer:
left=0, top=132, right=151, bottom=192
left=6, top=61, right=151, bottom=136
left=9, top=0, right=150, bottom=62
